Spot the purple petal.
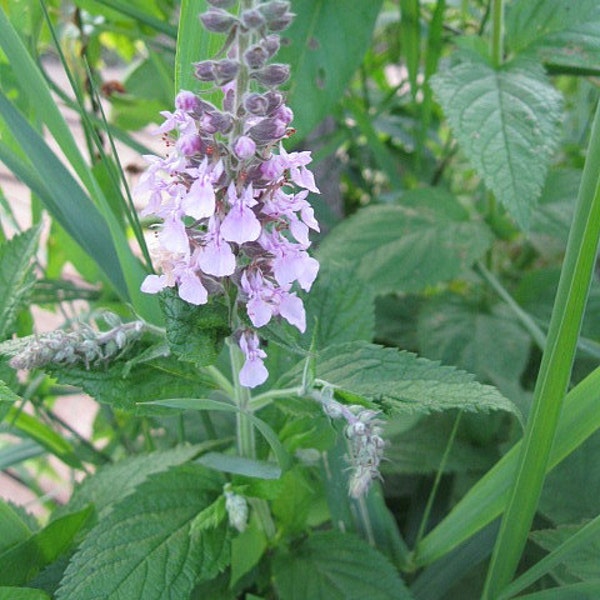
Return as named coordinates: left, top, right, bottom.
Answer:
left=221, top=204, right=261, bottom=244
left=159, top=217, right=189, bottom=254
left=141, top=274, right=168, bottom=294
left=247, top=296, right=273, bottom=328
left=198, top=238, right=236, bottom=276
left=178, top=272, right=208, bottom=305
left=239, top=357, right=269, bottom=388
left=182, top=177, right=216, bottom=219
left=279, top=293, right=306, bottom=332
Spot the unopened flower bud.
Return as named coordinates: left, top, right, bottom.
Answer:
left=234, top=135, right=256, bottom=159
left=267, top=13, right=294, bottom=32
left=274, top=104, right=293, bottom=125
left=252, top=64, right=290, bottom=87
left=262, top=34, right=281, bottom=58
left=178, top=134, right=203, bottom=156
left=259, top=1, right=291, bottom=20
left=213, top=59, right=239, bottom=86
left=243, top=92, right=269, bottom=116
left=241, top=8, right=266, bottom=29
left=175, top=90, right=201, bottom=112
left=247, top=117, right=286, bottom=144
left=244, top=45, right=269, bottom=69
left=202, top=110, right=233, bottom=134
left=194, top=60, right=216, bottom=82
left=200, top=8, right=237, bottom=33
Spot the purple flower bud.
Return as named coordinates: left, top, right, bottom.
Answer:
left=213, top=59, right=239, bottom=86
left=177, top=134, right=203, bottom=156
left=262, top=34, right=281, bottom=58
left=264, top=90, right=285, bottom=114
left=175, top=90, right=200, bottom=112
left=259, top=1, right=291, bottom=19
left=267, top=13, right=294, bottom=32
left=243, top=93, right=270, bottom=116
left=234, top=135, right=256, bottom=159
left=244, top=45, right=269, bottom=69
left=252, top=64, right=290, bottom=87
left=194, top=60, right=216, bottom=82
left=241, top=8, right=266, bottom=29
left=200, top=8, right=237, bottom=34
left=247, top=117, right=287, bottom=145
left=274, top=104, right=294, bottom=125
left=203, top=110, right=233, bottom=134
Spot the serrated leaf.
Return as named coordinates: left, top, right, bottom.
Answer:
left=0, top=379, right=19, bottom=422
left=531, top=523, right=600, bottom=582
left=431, top=55, right=562, bottom=229
left=506, top=0, right=598, bottom=53
left=417, top=294, right=531, bottom=394
left=230, top=517, right=268, bottom=588
left=57, top=464, right=224, bottom=600
left=190, top=496, right=226, bottom=536
left=0, top=506, right=93, bottom=586
left=161, top=289, right=231, bottom=367
left=262, top=262, right=375, bottom=354
left=272, top=530, right=413, bottom=599
left=48, top=352, right=216, bottom=415
left=280, top=341, right=518, bottom=417
left=317, top=190, right=493, bottom=294
left=278, top=0, right=384, bottom=138
left=0, top=228, right=39, bottom=339
left=60, top=445, right=206, bottom=519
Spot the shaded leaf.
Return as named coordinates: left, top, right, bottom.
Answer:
left=57, top=464, right=224, bottom=600
left=317, top=189, right=493, bottom=294
left=431, top=54, right=562, bottom=229
left=278, top=0, right=384, bottom=138
left=272, top=530, right=413, bottom=599
left=0, top=589, right=51, bottom=600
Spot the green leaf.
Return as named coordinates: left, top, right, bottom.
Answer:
left=538, top=429, right=600, bottom=525
left=0, top=589, right=51, bottom=600
left=197, top=452, right=282, bottom=480
left=0, top=439, right=44, bottom=471
left=263, top=262, right=375, bottom=354
left=278, top=0, right=384, bottom=138
left=516, top=582, right=600, bottom=599
left=61, top=445, right=207, bottom=519
left=431, top=55, right=562, bottom=229
left=161, top=290, right=231, bottom=367
left=272, top=530, right=413, bottom=599
left=0, top=506, right=93, bottom=586
left=230, top=516, right=268, bottom=588
left=280, top=341, right=519, bottom=417
left=0, top=228, right=39, bottom=340
left=505, top=1, right=600, bottom=75
left=0, top=379, right=20, bottom=422
left=56, top=464, right=224, bottom=600
left=317, top=189, right=493, bottom=295
left=531, top=523, right=600, bottom=583
left=417, top=294, right=531, bottom=393
left=0, top=500, right=34, bottom=554
left=506, top=0, right=598, bottom=53
left=48, top=353, right=217, bottom=415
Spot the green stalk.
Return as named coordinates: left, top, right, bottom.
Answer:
left=229, top=340, right=256, bottom=458
left=490, top=0, right=504, bottom=68
left=482, top=100, right=600, bottom=598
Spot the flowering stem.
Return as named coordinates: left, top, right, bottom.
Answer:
left=229, top=338, right=256, bottom=458
left=491, top=0, right=504, bottom=68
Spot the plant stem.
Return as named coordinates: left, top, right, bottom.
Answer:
left=491, top=0, right=504, bottom=68
left=229, top=340, right=255, bottom=458
left=482, top=99, right=600, bottom=599
left=414, top=411, right=462, bottom=550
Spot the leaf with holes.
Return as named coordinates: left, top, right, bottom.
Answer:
left=431, top=54, right=562, bottom=229
left=278, top=0, right=384, bottom=138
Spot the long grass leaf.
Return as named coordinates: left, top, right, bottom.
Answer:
left=415, top=364, right=600, bottom=567
left=483, top=90, right=600, bottom=599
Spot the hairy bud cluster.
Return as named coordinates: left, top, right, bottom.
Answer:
left=138, top=0, right=319, bottom=388
left=5, top=314, right=144, bottom=370
left=224, top=483, right=248, bottom=532
left=318, top=386, right=385, bottom=498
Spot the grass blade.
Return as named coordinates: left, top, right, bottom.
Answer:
left=482, top=90, right=600, bottom=599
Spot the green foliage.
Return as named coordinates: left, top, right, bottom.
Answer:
left=161, top=289, right=231, bottom=367
left=278, top=0, right=384, bottom=137
left=56, top=464, right=224, bottom=600
left=431, top=54, right=562, bottom=229
left=317, top=190, right=493, bottom=294
left=272, top=531, right=413, bottom=599
left=0, top=589, right=51, bottom=600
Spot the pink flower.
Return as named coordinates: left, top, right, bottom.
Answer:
left=238, top=330, right=268, bottom=388
left=233, top=135, right=256, bottom=159
left=221, top=184, right=261, bottom=244
left=197, top=217, right=236, bottom=277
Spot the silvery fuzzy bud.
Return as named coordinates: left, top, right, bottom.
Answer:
left=244, top=45, right=269, bottom=69
left=201, top=110, right=233, bottom=134
left=262, top=34, right=281, bottom=58
left=252, top=64, right=290, bottom=87
left=243, top=92, right=270, bottom=116
left=194, top=60, right=216, bottom=82
left=247, top=117, right=287, bottom=144
left=259, top=1, right=291, bottom=20
left=200, top=8, right=237, bottom=34
left=266, top=13, right=294, bottom=32
left=213, top=59, right=240, bottom=86
left=206, top=0, right=236, bottom=7
left=224, top=488, right=248, bottom=533
left=241, top=8, right=266, bottom=30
